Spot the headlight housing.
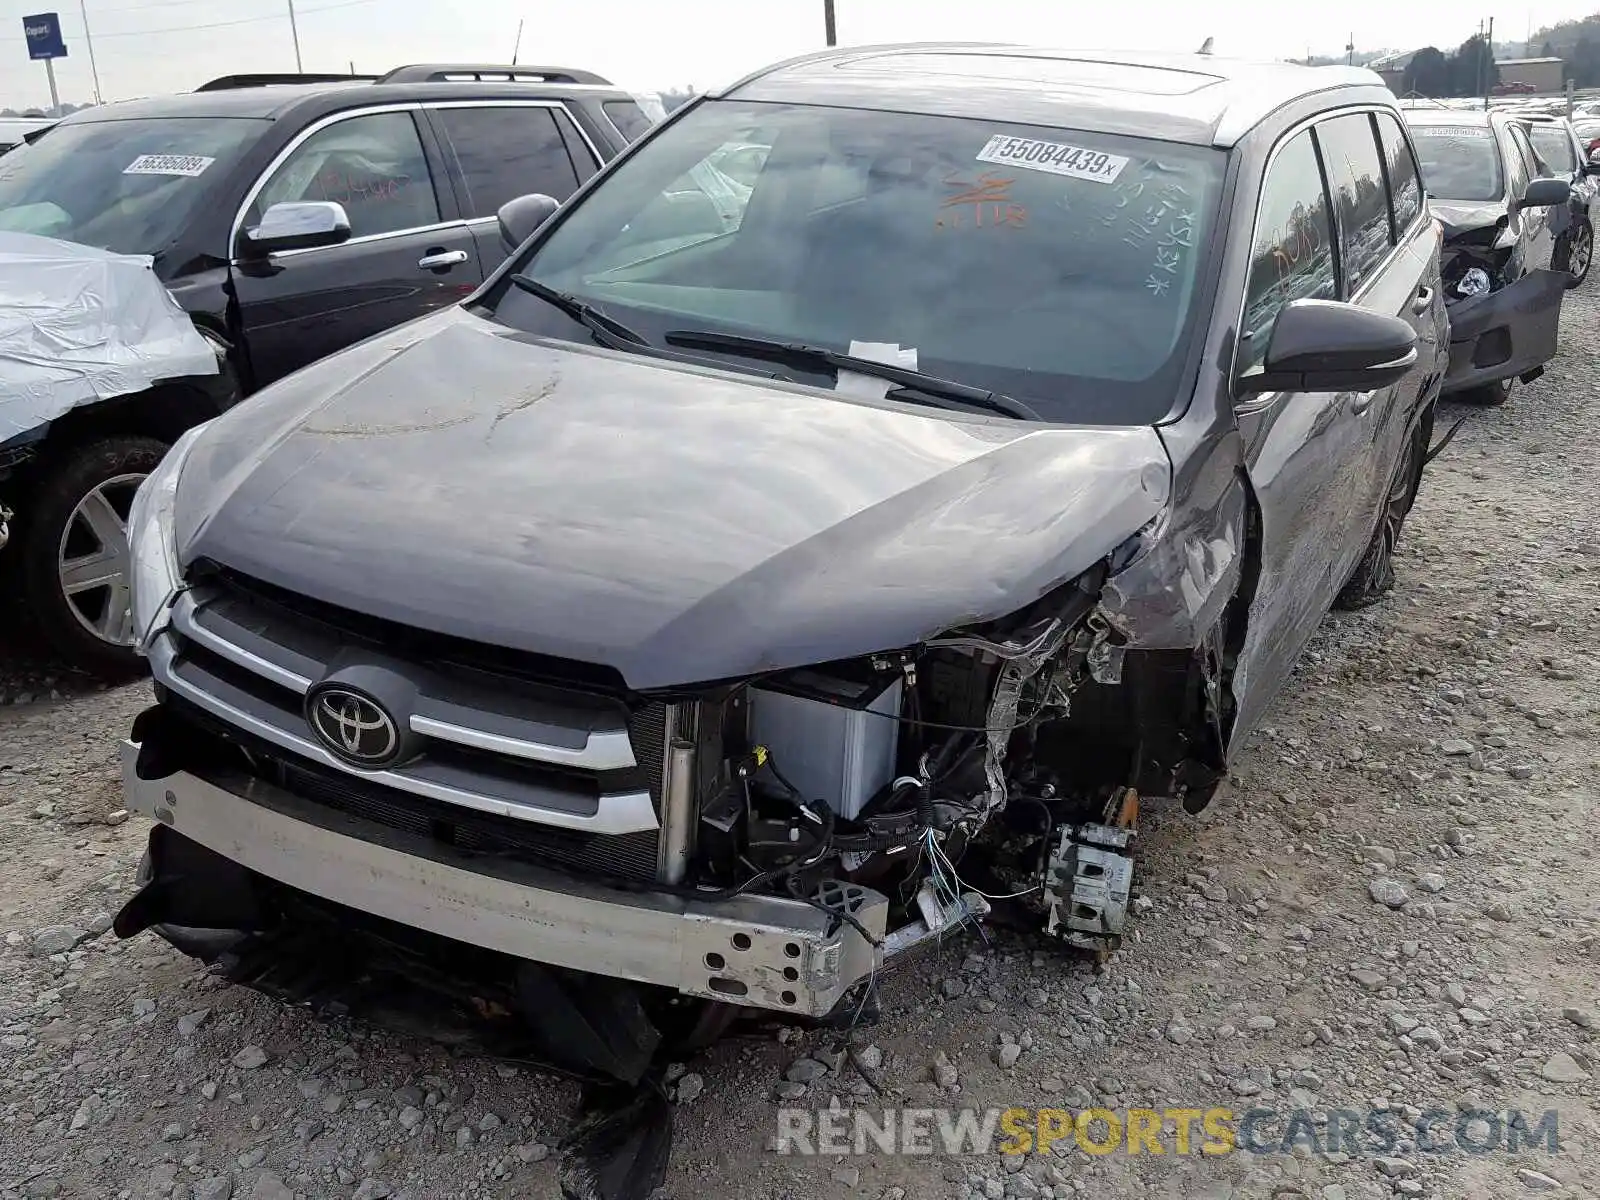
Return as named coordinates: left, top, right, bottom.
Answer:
left=1455, top=266, right=1492, bottom=299
left=128, top=421, right=209, bottom=652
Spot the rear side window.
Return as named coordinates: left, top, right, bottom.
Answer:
left=433, top=106, right=581, bottom=220
left=1240, top=128, right=1336, bottom=375
left=1316, top=112, right=1391, bottom=295
left=1374, top=112, right=1423, bottom=233
left=1529, top=124, right=1575, bottom=173
left=603, top=99, right=654, bottom=142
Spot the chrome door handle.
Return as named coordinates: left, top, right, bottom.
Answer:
left=1351, top=392, right=1375, bottom=415
left=418, top=249, right=469, bottom=269
left=1411, top=286, right=1434, bottom=313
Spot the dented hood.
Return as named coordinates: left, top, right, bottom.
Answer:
left=175, top=309, right=1172, bottom=688
left=1432, top=200, right=1510, bottom=242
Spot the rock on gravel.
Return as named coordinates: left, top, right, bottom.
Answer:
left=29, top=924, right=87, bottom=955
left=1538, top=1053, right=1590, bottom=1083
left=1368, top=878, right=1410, bottom=908
left=230, top=1045, right=268, bottom=1070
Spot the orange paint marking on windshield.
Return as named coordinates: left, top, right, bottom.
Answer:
left=936, top=171, right=1029, bottom=230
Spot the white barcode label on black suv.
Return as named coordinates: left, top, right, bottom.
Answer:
left=123, top=154, right=216, bottom=177
left=975, top=135, right=1128, bottom=183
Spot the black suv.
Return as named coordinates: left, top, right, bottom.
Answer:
left=0, top=64, right=648, bottom=671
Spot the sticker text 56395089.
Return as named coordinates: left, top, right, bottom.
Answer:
left=975, top=135, right=1129, bottom=184
left=123, top=154, right=216, bottom=178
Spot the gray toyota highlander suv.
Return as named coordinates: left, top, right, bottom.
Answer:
left=115, top=47, right=1497, bottom=1071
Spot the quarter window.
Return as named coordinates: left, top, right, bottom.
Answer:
left=247, top=111, right=440, bottom=239
left=1374, top=112, right=1423, bottom=233
left=1240, top=129, right=1336, bottom=375
left=603, top=99, right=654, bottom=142
left=434, top=106, right=583, bottom=220
left=1316, top=112, right=1392, bottom=294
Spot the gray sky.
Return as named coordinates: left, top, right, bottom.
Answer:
left=2, top=0, right=1596, bottom=111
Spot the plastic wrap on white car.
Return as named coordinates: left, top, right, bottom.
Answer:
left=0, top=231, right=218, bottom=445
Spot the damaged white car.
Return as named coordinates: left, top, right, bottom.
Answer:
left=0, top=232, right=230, bottom=669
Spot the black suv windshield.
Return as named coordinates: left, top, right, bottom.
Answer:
left=0, top=117, right=263, bottom=254
left=490, top=99, right=1225, bottom=425
left=1407, top=123, right=1503, bottom=202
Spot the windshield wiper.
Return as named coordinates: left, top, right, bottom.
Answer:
left=507, top=275, right=788, bottom=379
left=662, top=329, right=1040, bottom=421
left=508, top=274, right=651, bottom=350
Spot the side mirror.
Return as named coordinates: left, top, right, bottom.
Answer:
left=1518, top=177, right=1572, bottom=209
left=239, top=201, right=351, bottom=258
left=497, top=193, right=561, bottom=252
left=1236, top=299, right=1418, bottom=395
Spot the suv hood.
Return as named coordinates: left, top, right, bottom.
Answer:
left=1433, top=200, right=1511, bottom=242
left=175, top=309, right=1172, bottom=688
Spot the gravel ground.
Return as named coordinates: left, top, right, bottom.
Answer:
left=3, top=290, right=1599, bottom=1200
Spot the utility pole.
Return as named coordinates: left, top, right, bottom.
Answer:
left=1483, top=15, right=1494, bottom=107
left=1347, top=34, right=1355, bottom=66
left=79, top=0, right=102, bottom=104
left=287, top=0, right=303, bottom=72
left=824, top=0, right=836, bottom=47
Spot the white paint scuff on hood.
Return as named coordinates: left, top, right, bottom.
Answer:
left=0, top=231, right=218, bottom=445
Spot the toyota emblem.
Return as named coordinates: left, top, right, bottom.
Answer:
left=306, top=685, right=400, bottom=768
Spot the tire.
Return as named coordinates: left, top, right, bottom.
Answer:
left=15, top=435, right=169, bottom=677
left=1335, top=418, right=1427, bottom=611
left=1461, top=376, right=1514, bottom=407
left=1560, top=216, right=1594, bottom=287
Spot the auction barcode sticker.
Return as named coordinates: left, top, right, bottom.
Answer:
left=123, top=154, right=216, bottom=177
left=975, top=135, right=1129, bottom=183
left=1411, top=126, right=1492, bottom=139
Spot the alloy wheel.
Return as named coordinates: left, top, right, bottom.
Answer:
left=56, top=472, right=146, bottom=646
left=1570, top=223, right=1593, bottom=282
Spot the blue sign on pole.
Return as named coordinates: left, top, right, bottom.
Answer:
left=22, top=12, right=68, bottom=61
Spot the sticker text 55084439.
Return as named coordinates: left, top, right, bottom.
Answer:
left=975, top=135, right=1128, bottom=184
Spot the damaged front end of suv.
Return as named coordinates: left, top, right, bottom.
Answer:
left=112, top=363, right=1239, bottom=1030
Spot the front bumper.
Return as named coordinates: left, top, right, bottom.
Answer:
left=117, top=739, right=886, bottom=1018
left=1442, top=268, right=1567, bottom=394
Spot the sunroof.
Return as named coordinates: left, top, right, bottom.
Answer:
left=838, top=53, right=1225, bottom=96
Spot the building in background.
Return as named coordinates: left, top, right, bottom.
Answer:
left=1495, top=56, right=1565, bottom=93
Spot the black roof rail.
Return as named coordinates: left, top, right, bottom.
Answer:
left=196, top=72, right=378, bottom=91
left=375, top=63, right=611, bottom=85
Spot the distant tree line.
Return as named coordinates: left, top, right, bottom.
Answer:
left=1530, top=10, right=1600, bottom=87
left=1401, top=36, right=1500, bottom=97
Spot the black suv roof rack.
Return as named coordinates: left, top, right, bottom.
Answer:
left=197, top=72, right=378, bottom=91
left=375, top=63, right=611, bottom=85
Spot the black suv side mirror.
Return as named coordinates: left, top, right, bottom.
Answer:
left=497, top=193, right=561, bottom=253
left=1517, top=177, right=1571, bottom=210
left=1236, top=299, right=1418, bottom=395
left=239, top=201, right=351, bottom=258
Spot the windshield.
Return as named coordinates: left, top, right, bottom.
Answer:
left=1407, top=124, right=1503, bottom=202
left=490, top=99, right=1225, bottom=425
left=0, top=117, right=263, bottom=254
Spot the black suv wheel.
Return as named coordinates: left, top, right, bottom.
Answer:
left=16, top=435, right=168, bottom=676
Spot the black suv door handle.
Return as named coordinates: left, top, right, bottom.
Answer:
left=1411, top=286, right=1434, bottom=314
left=418, top=249, right=469, bottom=270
